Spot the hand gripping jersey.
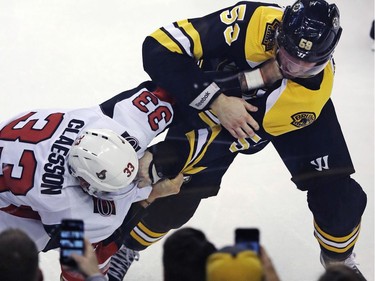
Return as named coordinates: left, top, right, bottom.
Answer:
left=0, top=81, right=173, bottom=275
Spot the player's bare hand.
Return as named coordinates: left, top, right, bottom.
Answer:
left=137, top=150, right=153, bottom=188
left=260, top=58, right=283, bottom=85
left=210, top=94, right=259, bottom=139
left=147, top=173, right=183, bottom=203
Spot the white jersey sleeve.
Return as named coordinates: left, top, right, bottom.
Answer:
left=0, top=82, right=173, bottom=247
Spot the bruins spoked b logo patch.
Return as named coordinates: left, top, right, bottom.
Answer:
left=262, top=19, right=280, bottom=52
left=291, top=112, right=316, bottom=128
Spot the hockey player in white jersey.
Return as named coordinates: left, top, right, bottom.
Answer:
left=0, top=81, right=183, bottom=281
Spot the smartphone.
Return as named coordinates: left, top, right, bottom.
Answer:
left=59, top=219, right=84, bottom=268
left=235, top=228, right=260, bottom=254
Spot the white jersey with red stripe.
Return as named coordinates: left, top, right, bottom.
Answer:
left=0, top=82, right=174, bottom=254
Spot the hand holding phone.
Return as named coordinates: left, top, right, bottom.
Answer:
left=70, top=238, right=103, bottom=277
left=235, top=228, right=260, bottom=254
left=59, top=219, right=85, bottom=268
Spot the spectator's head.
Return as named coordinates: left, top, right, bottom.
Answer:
left=163, top=227, right=217, bottom=281
left=68, top=128, right=139, bottom=200
left=206, top=246, right=263, bottom=281
left=0, top=228, right=42, bottom=281
left=318, top=264, right=363, bottom=281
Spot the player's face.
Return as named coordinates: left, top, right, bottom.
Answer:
left=277, top=47, right=327, bottom=78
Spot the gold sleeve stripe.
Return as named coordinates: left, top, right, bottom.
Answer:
left=130, top=230, right=152, bottom=246
left=315, top=234, right=359, bottom=253
left=150, top=28, right=184, bottom=54
left=181, top=130, right=198, bottom=171
left=314, top=228, right=360, bottom=250
left=176, top=19, right=203, bottom=59
left=130, top=230, right=158, bottom=246
left=178, top=111, right=221, bottom=174
left=182, top=126, right=222, bottom=174
left=314, top=220, right=360, bottom=242
left=130, top=223, right=168, bottom=246
left=199, top=110, right=221, bottom=127
left=313, top=219, right=361, bottom=254
left=181, top=129, right=211, bottom=174
left=137, top=221, right=168, bottom=238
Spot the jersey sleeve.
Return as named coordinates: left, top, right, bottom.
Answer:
left=142, top=1, right=278, bottom=111
left=98, top=81, right=174, bottom=154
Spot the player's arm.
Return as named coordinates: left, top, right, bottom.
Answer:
left=99, top=81, right=159, bottom=117
left=143, top=31, right=260, bottom=139
left=98, top=173, right=184, bottom=251
left=138, top=173, right=183, bottom=208
left=142, top=2, right=279, bottom=138
left=143, top=3, right=256, bottom=109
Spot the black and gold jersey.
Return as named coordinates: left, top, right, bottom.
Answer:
left=143, top=1, right=335, bottom=140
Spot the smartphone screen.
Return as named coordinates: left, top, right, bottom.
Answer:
left=235, top=228, right=260, bottom=254
left=59, top=219, right=84, bottom=268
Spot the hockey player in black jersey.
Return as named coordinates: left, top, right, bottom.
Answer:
left=108, top=1, right=368, bottom=280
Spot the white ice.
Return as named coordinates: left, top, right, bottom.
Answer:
left=0, top=0, right=373, bottom=280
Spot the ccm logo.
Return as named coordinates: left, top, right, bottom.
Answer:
left=124, top=162, right=135, bottom=177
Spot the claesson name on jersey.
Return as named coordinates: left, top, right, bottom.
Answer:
left=41, top=119, right=84, bottom=195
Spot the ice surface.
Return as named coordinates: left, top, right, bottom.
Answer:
left=0, top=1, right=373, bottom=280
